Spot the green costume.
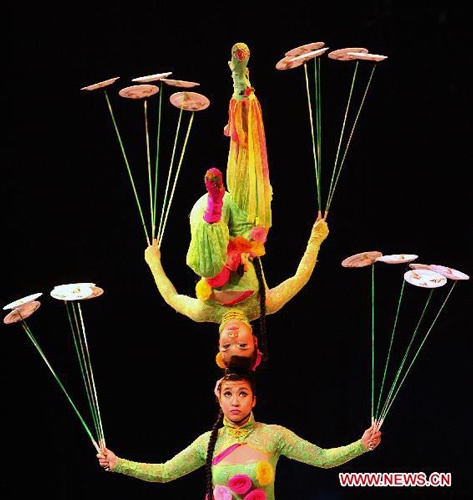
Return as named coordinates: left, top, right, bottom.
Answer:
left=146, top=43, right=330, bottom=316
left=184, top=42, right=273, bottom=304
left=187, top=192, right=255, bottom=280
left=146, top=219, right=328, bottom=324
left=112, top=413, right=368, bottom=499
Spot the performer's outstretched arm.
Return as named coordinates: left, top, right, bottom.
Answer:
left=266, top=218, right=329, bottom=314
left=145, top=240, right=210, bottom=322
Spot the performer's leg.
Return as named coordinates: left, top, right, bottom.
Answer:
left=203, top=168, right=225, bottom=224
left=225, top=43, right=273, bottom=230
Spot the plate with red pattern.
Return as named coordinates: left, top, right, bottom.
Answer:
left=81, top=77, right=120, bottom=91
left=119, top=84, right=159, bottom=99
left=341, top=251, right=383, bottom=268
left=328, top=47, right=369, bottom=61
left=4, top=301, right=41, bottom=324
left=170, top=91, right=210, bottom=111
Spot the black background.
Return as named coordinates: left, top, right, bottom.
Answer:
left=4, top=2, right=472, bottom=499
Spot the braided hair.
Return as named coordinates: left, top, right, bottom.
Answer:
left=204, top=364, right=257, bottom=500
left=253, top=256, right=269, bottom=362
left=204, top=407, right=223, bottom=500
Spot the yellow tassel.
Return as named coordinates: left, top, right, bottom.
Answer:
left=195, top=278, right=212, bottom=300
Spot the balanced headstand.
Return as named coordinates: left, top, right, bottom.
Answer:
left=145, top=43, right=329, bottom=370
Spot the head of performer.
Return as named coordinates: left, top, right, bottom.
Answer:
left=214, top=366, right=257, bottom=425
left=216, top=310, right=262, bottom=371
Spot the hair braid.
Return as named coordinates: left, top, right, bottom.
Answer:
left=205, top=408, right=223, bottom=499
left=253, top=257, right=269, bottom=362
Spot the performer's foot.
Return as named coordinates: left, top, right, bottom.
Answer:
left=204, top=168, right=224, bottom=223
left=229, top=43, right=253, bottom=99
left=205, top=168, right=224, bottom=200
left=230, top=42, right=250, bottom=75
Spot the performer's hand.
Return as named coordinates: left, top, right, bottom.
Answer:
left=97, top=447, right=117, bottom=472
left=311, top=218, right=329, bottom=243
left=361, top=424, right=382, bottom=452
left=145, top=238, right=161, bottom=265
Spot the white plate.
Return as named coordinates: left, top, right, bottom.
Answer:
left=376, top=254, right=418, bottom=264
left=429, top=264, right=470, bottom=281
left=404, top=269, right=447, bottom=288
left=289, top=47, right=329, bottom=63
left=3, top=292, right=43, bottom=310
left=50, top=283, right=95, bottom=301
left=132, top=71, right=173, bottom=83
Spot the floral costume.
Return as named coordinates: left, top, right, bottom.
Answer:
left=111, top=413, right=368, bottom=499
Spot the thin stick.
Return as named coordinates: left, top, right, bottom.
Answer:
left=377, top=290, right=432, bottom=421
left=325, top=64, right=377, bottom=216
left=103, top=89, right=150, bottom=244
left=375, top=278, right=407, bottom=420
left=370, top=263, right=376, bottom=421
left=303, top=62, right=321, bottom=216
left=378, top=283, right=456, bottom=424
left=152, top=83, right=165, bottom=240
left=144, top=99, right=154, bottom=241
left=159, top=111, right=195, bottom=247
left=19, top=320, right=99, bottom=452
left=156, top=106, right=185, bottom=244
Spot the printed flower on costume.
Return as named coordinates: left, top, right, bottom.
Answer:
left=256, top=461, right=274, bottom=486
left=228, top=474, right=252, bottom=495
left=213, top=484, right=232, bottom=500
left=249, top=226, right=268, bottom=244
left=243, top=489, right=266, bottom=500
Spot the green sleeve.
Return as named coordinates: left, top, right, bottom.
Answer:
left=145, top=250, right=208, bottom=321
left=113, top=432, right=209, bottom=482
left=276, top=425, right=368, bottom=469
left=266, top=222, right=328, bottom=314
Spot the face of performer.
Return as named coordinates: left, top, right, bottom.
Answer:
left=219, top=319, right=256, bottom=364
left=218, top=378, right=256, bottom=426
